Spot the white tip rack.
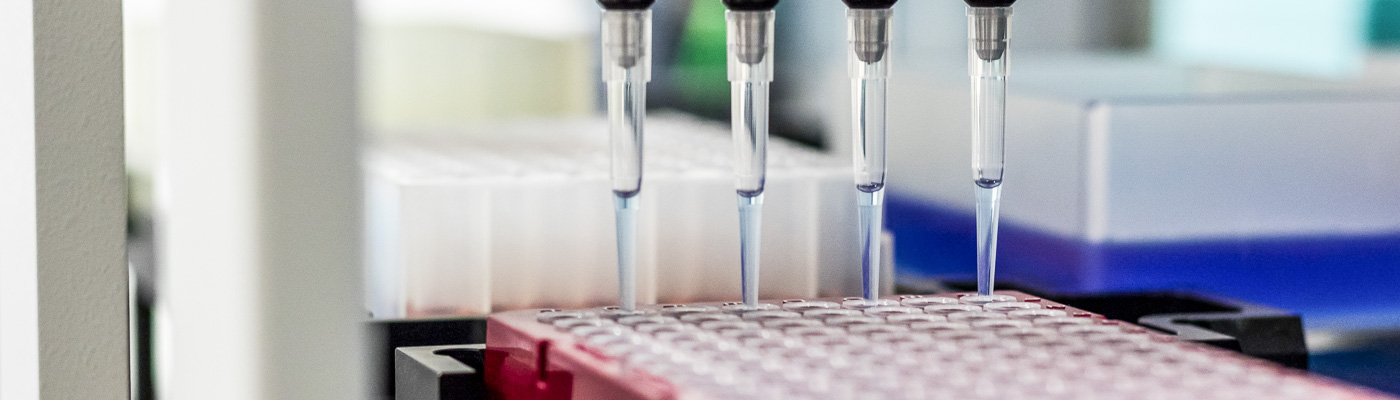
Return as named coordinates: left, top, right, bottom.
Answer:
left=366, top=115, right=869, bottom=318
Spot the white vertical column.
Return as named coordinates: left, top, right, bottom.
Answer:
left=0, top=0, right=129, bottom=399
left=158, top=0, right=364, bottom=399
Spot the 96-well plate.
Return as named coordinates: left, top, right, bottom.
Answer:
left=484, top=291, right=1395, bottom=400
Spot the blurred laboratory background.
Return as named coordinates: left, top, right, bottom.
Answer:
left=112, top=0, right=1400, bottom=398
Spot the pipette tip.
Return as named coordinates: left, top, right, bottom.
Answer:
left=738, top=193, right=764, bottom=306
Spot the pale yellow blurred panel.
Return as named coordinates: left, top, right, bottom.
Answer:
left=123, top=0, right=163, bottom=215
left=361, top=23, right=595, bottom=133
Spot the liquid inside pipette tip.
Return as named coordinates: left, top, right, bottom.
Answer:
left=738, top=193, right=763, bottom=306
left=858, top=189, right=884, bottom=300
left=975, top=185, right=1002, bottom=296
left=614, top=192, right=639, bottom=311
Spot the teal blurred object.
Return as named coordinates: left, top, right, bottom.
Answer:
left=1374, top=0, right=1400, bottom=46
left=1154, top=0, right=1369, bottom=77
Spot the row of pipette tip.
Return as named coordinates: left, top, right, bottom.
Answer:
left=596, top=0, right=1016, bottom=312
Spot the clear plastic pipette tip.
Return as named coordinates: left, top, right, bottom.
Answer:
left=847, top=7, right=893, bottom=301
left=969, top=6, right=1010, bottom=296
left=602, top=9, right=651, bottom=310
left=727, top=9, right=774, bottom=307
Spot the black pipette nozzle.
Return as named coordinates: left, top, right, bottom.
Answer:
left=845, top=1, right=896, bottom=63
left=725, top=0, right=777, bottom=64
left=842, top=0, right=897, bottom=9
left=597, top=0, right=655, bottom=10
left=968, top=1, right=1012, bottom=61
left=723, top=0, right=780, bottom=11
left=600, top=0, right=651, bottom=68
left=965, top=0, right=1015, bottom=7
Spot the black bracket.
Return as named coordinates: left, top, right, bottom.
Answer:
left=915, top=280, right=1310, bottom=369
left=394, top=344, right=488, bottom=400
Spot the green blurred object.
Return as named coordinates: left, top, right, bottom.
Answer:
left=673, top=1, right=729, bottom=114
left=1373, top=0, right=1400, bottom=46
